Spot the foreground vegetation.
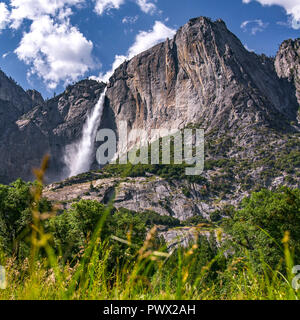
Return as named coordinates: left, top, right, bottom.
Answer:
left=0, top=159, right=300, bottom=300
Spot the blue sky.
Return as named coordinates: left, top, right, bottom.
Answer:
left=0, top=0, right=299, bottom=98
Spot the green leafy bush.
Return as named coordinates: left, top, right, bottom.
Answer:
left=222, top=187, right=300, bottom=270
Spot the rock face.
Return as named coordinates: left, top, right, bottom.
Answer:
left=43, top=175, right=213, bottom=221
left=0, top=76, right=106, bottom=183
left=0, top=70, right=33, bottom=114
left=275, top=38, right=300, bottom=105
left=106, top=17, right=298, bottom=152
left=43, top=174, right=223, bottom=249
left=0, top=16, right=299, bottom=192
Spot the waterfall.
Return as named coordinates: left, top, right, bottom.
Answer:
left=64, top=88, right=107, bottom=178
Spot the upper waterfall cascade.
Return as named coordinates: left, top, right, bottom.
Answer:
left=64, top=88, right=107, bottom=178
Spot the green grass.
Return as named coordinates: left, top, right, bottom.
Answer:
left=0, top=157, right=300, bottom=300
left=0, top=220, right=298, bottom=300
left=0, top=228, right=299, bottom=300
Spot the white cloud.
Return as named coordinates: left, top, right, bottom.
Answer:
left=93, top=21, right=176, bottom=83
left=1, top=0, right=96, bottom=89
left=2, top=52, right=10, bottom=59
left=1, top=0, right=163, bottom=89
left=135, top=0, right=156, bottom=14
left=127, top=21, right=176, bottom=58
left=15, top=15, right=95, bottom=89
left=94, top=0, right=157, bottom=15
left=9, top=0, right=83, bottom=29
left=91, top=54, right=126, bottom=83
left=243, top=0, right=300, bottom=29
left=244, top=44, right=254, bottom=52
left=122, top=15, right=139, bottom=24
left=241, top=19, right=269, bottom=34
left=94, top=0, right=125, bottom=15
left=0, top=3, right=10, bottom=31
left=276, top=19, right=294, bottom=27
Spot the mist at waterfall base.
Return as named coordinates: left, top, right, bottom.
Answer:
left=64, top=89, right=107, bottom=178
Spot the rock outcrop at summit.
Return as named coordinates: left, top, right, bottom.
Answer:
left=275, top=38, right=300, bottom=106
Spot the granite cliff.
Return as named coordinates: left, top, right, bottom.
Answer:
left=106, top=17, right=298, bottom=142
left=0, top=17, right=299, bottom=227
left=275, top=38, right=300, bottom=107
left=0, top=76, right=106, bottom=183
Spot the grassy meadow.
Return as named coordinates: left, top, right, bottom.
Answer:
left=0, top=157, right=300, bottom=300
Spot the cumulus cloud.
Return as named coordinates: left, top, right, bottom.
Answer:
left=135, top=0, right=156, bottom=14
left=243, top=0, right=300, bottom=29
left=90, top=54, right=126, bottom=83
left=9, top=0, right=83, bottom=28
left=0, top=3, right=10, bottom=31
left=127, top=21, right=175, bottom=58
left=15, top=16, right=95, bottom=89
left=15, top=15, right=95, bottom=89
left=94, top=0, right=125, bottom=15
left=94, top=0, right=156, bottom=15
left=241, top=19, right=269, bottom=34
left=92, top=21, right=176, bottom=83
left=2, top=0, right=162, bottom=89
left=2, top=0, right=96, bottom=89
